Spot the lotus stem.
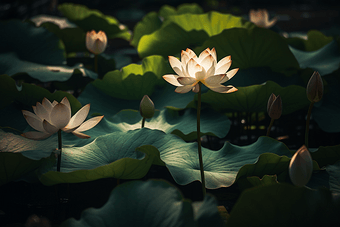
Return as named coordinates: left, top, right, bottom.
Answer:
left=266, top=118, right=274, bottom=137
left=57, top=129, right=62, bottom=172
left=197, top=82, right=206, bottom=197
left=94, top=54, right=98, bottom=75
left=141, top=117, right=146, bottom=128
left=305, top=101, right=315, bottom=149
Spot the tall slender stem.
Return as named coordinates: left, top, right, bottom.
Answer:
left=197, top=82, right=206, bottom=197
left=94, top=54, right=98, bottom=75
left=266, top=118, right=274, bottom=137
left=305, top=102, right=314, bottom=148
left=141, top=117, right=146, bottom=128
left=57, top=129, right=62, bottom=172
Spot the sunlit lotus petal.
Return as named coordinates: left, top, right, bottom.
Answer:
left=289, top=145, right=313, bottom=187
left=22, top=97, right=103, bottom=140
left=163, top=48, right=238, bottom=94
left=72, top=131, right=91, bottom=139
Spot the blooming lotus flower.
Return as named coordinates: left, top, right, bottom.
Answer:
left=289, top=145, right=313, bottom=187
left=249, top=9, right=278, bottom=28
left=163, top=48, right=238, bottom=93
left=22, top=97, right=103, bottom=140
left=86, top=30, right=107, bottom=55
left=306, top=71, right=323, bottom=103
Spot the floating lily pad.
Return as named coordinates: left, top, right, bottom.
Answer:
left=0, top=20, right=97, bottom=82
left=289, top=40, right=340, bottom=76
left=286, top=30, right=333, bottom=52
left=60, top=180, right=224, bottom=227
left=137, top=12, right=254, bottom=58
left=93, top=108, right=231, bottom=141
left=227, top=184, right=340, bottom=227
left=91, top=55, right=172, bottom=100
left=58, top=3, right=130, bottom=40
left=326, top=160, right=340, bottom=194
left=310, top=145, right=340, bottom=168
left=190, top=81, right=309, bottom=115
left=195, top=27, right=299, bottom=76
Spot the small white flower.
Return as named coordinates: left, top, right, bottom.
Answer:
left=163, top=48, right=238, bottom=94
left=249, top=9, right=278, bottom=28
left=22, top=97, right=103, bottom=140
left=289, top=145, right=313, bottom=187
left=86, top=30, right=107, bottom=55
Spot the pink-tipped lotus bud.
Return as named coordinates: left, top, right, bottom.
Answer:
left=289, top=145, right=313, bottom=187
left=86, top=30, right=107, bottom=55
left=306, top=71, right=323, bottom=103
left=140, top=95, right=155, bottom=119
left=267, top=93, right=282, bottom=119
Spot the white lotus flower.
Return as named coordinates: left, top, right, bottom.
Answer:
left=249, top=9, right=278, bottom=28
left=86, top=30, right=107, bottom=55
left=163, top=48, right=238, bottom=93
left=22, top=97, right=103, bottom=140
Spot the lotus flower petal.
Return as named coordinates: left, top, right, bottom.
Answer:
left=204, top=74, right=226, bottom=87
left=220, top=68, right=239, bottom=83
left=21, top=131, right=51, bottom=140
left=33, top=102, right=50, bottom=121
left=175, top=85, right=193, bottom=93
left=198, top=49, right=211, bottom=63
left=74, top=116, right=104, bottom=132
left=195, top=67, right=206, bottom=81
left=168, top=56, right=184, bottom=77
left=209, top=85, right=238, bottom=93
left=200, top=54, right=215, bottom=71
left=71, top=130, right=91, bottom=139
left=64, top=104, right=90, bottom=130
left=163, top=74, right=182, bottom=86
left=50, top=103, right=71, bottom=129
left=43, top=120, right=59, bottom=134
left=177, top=77, right=197, bottom=85
left=208, top=47, right=217, bottom=62
left=23, top=112, right=45, bottom=132
left=185, top=48, right=197, bottom=59
left=60, top=97, right=71, bottom=112
left=216, top=59, right=232, bottom=75
left=192, top=84, right=200, bottom=93
left=41, top=98, right=54, bottom=113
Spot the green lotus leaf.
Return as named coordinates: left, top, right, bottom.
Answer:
left=138, top=12, right=254, bottom=58
left=159, top=3, right=204, bottom=18
left=131, top=12, right=162, bottom=47
left=245, top=175, right=279, bottom=188
left=310, top=145, right=340, bottom=168
left=39, top=145, right=163, bottom=185
left=195, top=27, right=299, bottom=75
left=58, top=3, right=130, bottom=40
left=0, top=74, right=19, bottom=109
left=326, top=160, right=340, bottom=194
left=0, top=20, right=97, bottom=82
left=92, top=108, right=230, bottom=141
left=91, top=55, right=172, bottom=100
left=0, top=20, right=65, bottom=65
left=227, top=184, right=340, bottom=227
left=286, top=30, right=333, bottom=52
left=190, top=81, right=309, bottom=115
left=1, top=52, right=97, bottom=82
left=0, top=152, right=52, bottom=186
left=289, top=40, right=340, bottom=75
left=60, top=180, right=224, bottom=227
left=39, top=21, right=86, bottom=53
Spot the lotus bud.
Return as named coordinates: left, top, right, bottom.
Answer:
left=267, top=93, right=282, bottom=119
left=86, top=30, right=107, bottom=55
left=289, top=145, right=313, bottom=187
left=306, top=71, right=323, bottom=102
left=140, top=95, right=155, bottom=119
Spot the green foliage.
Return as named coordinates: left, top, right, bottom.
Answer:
left=60, top=180, right=224, bottom=227
left=195, top=27, right=300, bottom=76
left=286, top=30, right=333, bottom=52
left=137, top=12, right=254, bottom=58
left=159, top=3, right=204, bottom=18
left=92, top=55, right=171, bottom=100
left=58, top=3, right=130, bottom=40
left=191, top=81, right=309, bottom=115
left=228, top=184, right=340, bottom=226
